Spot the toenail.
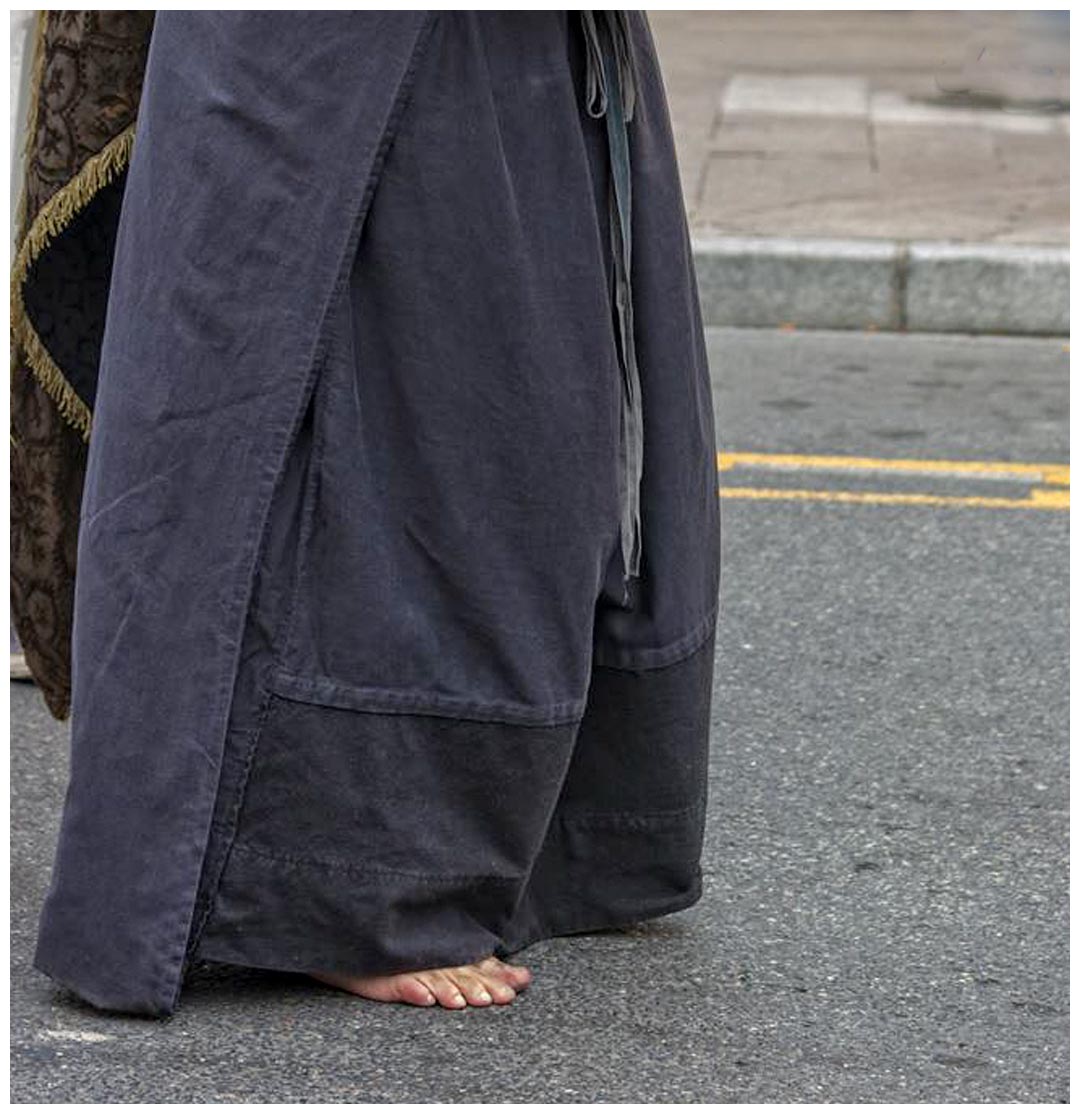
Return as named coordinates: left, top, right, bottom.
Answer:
left=452, top=993, right=466, bottom=1006
left=477, top=990, right=492, bottom=1003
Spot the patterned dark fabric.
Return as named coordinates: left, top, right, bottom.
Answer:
left=10, top=11, right=154, bottom=719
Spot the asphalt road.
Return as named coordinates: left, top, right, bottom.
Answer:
left=10, top=326, right=1068, bottom=1102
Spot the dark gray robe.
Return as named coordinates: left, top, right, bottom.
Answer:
left=33, top=11, right=722, bottom=1017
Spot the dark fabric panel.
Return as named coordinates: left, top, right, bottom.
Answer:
left=195, top=627, right=715, bottom=976
left=564, top=623, right=716, bottom=817
left=505, top=626, right=716, bottom=948
left=196, top=690, right=577, bottom=973
left=221, top=693, right=579, bottom=879
left=197, top=843, right=515, bottom=978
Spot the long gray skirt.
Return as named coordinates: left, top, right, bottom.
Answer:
left=33, top=11, right=722, bottom=1017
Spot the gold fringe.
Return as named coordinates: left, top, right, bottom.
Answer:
left=10, top=124, right=137, bottom=443
left=12, top=310, right=93, bottom=437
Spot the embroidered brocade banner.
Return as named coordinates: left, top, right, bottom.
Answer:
left=10, top=11, right=154, bottom=718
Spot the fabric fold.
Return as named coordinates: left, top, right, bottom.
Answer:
left=578, top=12, right=644, bottom=603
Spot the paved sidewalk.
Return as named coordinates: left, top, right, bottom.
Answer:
left=648, top=11, right=1069, bottom=333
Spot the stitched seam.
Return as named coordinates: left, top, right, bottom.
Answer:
left=230, top=841, right=520, bottom=884
left=269, top=668, right=587, bottom=728
left=593, top=602, right=718, bottom=672
left=185, top=682, right=277, bottom=962
left=556, top=801, right=705, bottom=827
left=276, top=353, right=328, bottom=670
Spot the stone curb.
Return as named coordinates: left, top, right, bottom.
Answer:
left=691, top=236, right=1069, bottom=336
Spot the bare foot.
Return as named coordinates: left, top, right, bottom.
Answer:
left=310, top=955, right=532, bottom=1009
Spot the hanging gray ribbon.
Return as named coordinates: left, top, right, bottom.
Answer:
left=579, top=11, right=643, bottom=605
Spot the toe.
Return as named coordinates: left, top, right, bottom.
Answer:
left=449, top=967, right=495, bottom=1007
left=479, top=956, right=532, bottom=989
left=469, top=960, right=520, bottom=1003
left=417, top=970, right=467, bottom=1010
left=394, top=976, right=437, bottom=1007
left=480, top=974, right=517, bottom=1004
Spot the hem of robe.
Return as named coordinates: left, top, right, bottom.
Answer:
left=189, top=622, right=716, bottom=981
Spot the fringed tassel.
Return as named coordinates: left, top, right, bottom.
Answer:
left=10, top=123, right=137, bottom=444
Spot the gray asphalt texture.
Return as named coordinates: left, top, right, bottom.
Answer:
left=11, top=327, right=1068, bottom=1103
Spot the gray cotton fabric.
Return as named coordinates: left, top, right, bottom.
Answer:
left=32, top=11, right=722, bottom=1018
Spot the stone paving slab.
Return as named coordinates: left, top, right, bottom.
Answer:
left=648, top=11, right=1068, bottom=333
left=648, top=10, right=1067, bottom=243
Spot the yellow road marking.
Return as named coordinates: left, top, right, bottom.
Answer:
left=715, top=451, right=1069, bottom=510
left=718, top=486, right=1069, bottom=510
left=717, top=451, right=1069, bottom=486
